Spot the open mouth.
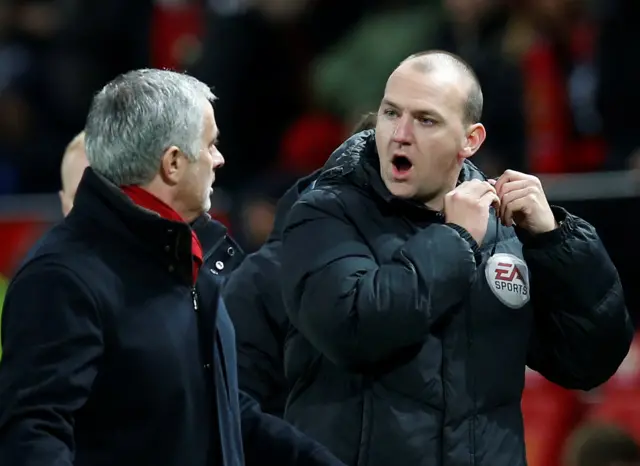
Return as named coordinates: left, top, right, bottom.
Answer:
left=392, top=155, right=413, bottom=174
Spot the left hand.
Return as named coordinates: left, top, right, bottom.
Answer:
left=491, top=170, right=557, bottom=234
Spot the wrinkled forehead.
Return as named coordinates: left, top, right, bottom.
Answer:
left=383, top=65, right=468, bottom=117
left=202, top=101, right=219, bottom=137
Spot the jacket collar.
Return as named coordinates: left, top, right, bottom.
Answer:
left=190, top=213, right=229, bottom=261
left=71, top=168, right=197, bottom=283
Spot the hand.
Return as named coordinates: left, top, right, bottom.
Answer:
left=492, top=170, right=556, bottom=234
left=444, top=179, right=499, bottom=246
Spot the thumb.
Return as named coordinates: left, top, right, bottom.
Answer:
left=480, top=191, right=500, bottom=211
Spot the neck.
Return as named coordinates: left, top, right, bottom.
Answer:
left=424, top=195, right=446, bottom=212
left=139, top=180, right=198, bottom=223
left=424, top=168, right=462, bottom=212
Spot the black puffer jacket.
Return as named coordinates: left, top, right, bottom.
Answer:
left=280, top=131, right=634, bottom=466
left=223, top=170, right=321, bottom=416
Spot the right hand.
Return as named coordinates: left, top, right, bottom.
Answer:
left=444, top=180, right=499, bottom=246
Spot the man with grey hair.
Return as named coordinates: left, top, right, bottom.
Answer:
left=0, top=69, right=344, bottom=466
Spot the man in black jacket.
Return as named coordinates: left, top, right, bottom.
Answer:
left=0, top=69, right=344, bottom=466
left=279, top=51, right=634, bottom=466
left=223, top=169, right=319, bottom=416
left=223, top=115, right=377, bottom=416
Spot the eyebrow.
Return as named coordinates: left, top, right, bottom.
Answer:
left=210, top=131, right=220, bottom=146
left=381, top=98, right=444, bottom=121
left=381, top=98, right=399, bottom=109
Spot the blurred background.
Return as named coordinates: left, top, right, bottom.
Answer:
left=0, top=0, right=639, bottom=464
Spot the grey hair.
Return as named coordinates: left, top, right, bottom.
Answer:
left=85, top=69, right=216, bottom=186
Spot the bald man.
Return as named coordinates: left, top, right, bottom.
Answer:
left=59, top=131, right=89, bottom=217
left=278, top=50, right=632, bottom=466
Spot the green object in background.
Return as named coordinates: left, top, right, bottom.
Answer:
left=311, top=4, right=442, bottom=121
left=0, top=274, right=8, bottom=361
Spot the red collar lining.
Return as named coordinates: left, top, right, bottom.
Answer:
left=121, top=185, right=203, bottom=284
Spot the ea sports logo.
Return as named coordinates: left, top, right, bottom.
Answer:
left=485, top=253, right=530, bottom=309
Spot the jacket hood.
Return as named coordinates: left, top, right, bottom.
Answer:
left=268, top=168, right=323, bottom=242
left=268, top=131, right=381, bottom=241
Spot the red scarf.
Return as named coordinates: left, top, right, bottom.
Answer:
left=522, top=21, right=605, bottom=173
left=122, top=185, right=203, bottom=284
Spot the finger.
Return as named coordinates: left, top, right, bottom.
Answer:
left=468, top=180, right=496, bottom=198
left=499, top=187, right=537, bottom=222
left=453, top=180, right=486, bottom=198
left=491, top=195, right=501, bottom=212
left=456, top=179, right=482, bottom=194
left=494, top=169, right=531, bottom=195
left=502, top=196, right=529, bottom=227
left=452, top=180, right=470, bottom=194
left=501, top=186, right=536, bottom=207
left=493, top=174, right=507, bottom=196
left=487, top=178, right=497, bottom=186
left=498, top=182, right=529, bottom=216
left=479, top=191, right=500, bottom=209
left=496, top=179, right=530, bottom=199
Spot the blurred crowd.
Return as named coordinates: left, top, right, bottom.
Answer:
left=1, top=0, right=639, bottom=252
left=1, top=2, right=640, bottom=465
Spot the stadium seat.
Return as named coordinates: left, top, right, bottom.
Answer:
left=522, top=367, right=583, bottom=466
left=585, top=332, right=640, bottom=442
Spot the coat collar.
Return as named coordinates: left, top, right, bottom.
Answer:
left=71, top=168, right=207, bottom=284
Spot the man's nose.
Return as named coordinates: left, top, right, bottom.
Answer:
left=392, top=114, right=414, bottom=144
left=213, top=151, right=225, bottom=169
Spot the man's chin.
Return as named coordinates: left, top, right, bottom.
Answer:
left=385, top=180, right=416, bottom=200
left=203, top=201, right=212, bottom=215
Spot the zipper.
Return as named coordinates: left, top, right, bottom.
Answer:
left=192, top=286, right=213, bottom=375
left=355, top=377, right=373, bottom=466
left=191, top=287, right=199, bottom=312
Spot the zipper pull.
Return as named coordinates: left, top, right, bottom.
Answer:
left=191, top=288, right=199, bottom=312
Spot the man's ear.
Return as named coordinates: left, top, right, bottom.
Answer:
left=159, top=146, right=185, bottom=185
left=461, top=123, right=487, bottom=159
